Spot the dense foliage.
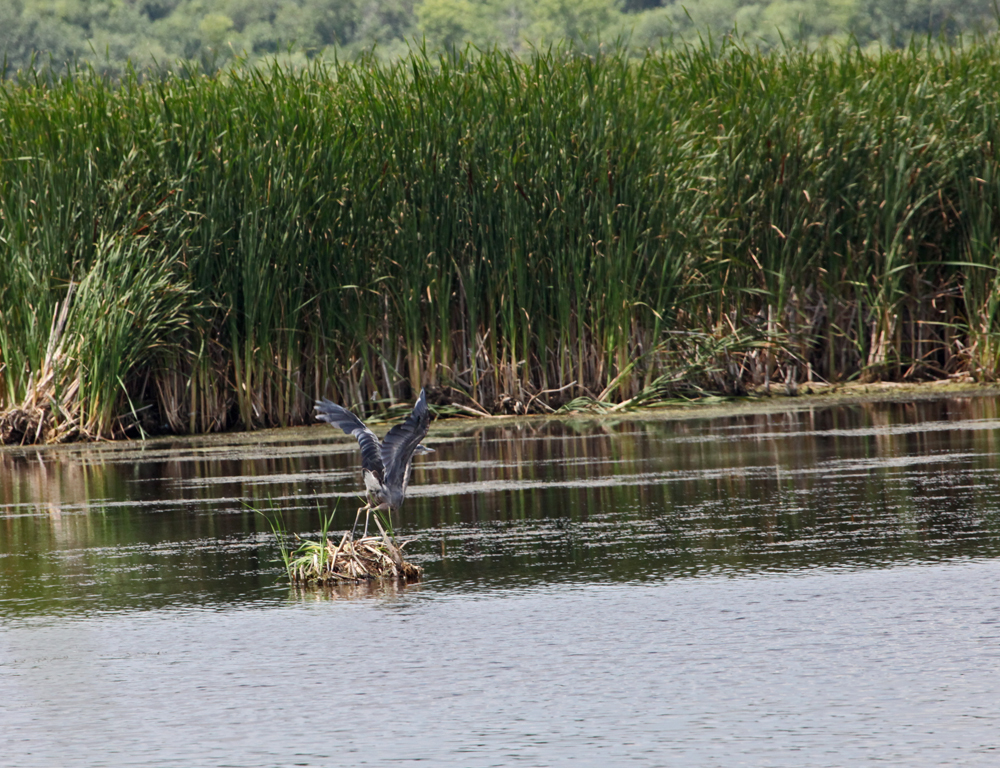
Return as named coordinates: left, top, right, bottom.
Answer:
left=0, top=0, right=995, bottom=77
left=5, top=41, right=1000, bottom=441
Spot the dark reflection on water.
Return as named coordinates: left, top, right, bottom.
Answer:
left=5, top=395, right=1000, bottom=767
left=3, top=396, right=1000, bottom=614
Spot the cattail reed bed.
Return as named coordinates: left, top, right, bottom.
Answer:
left=5, top=41, right=1000, bottom=443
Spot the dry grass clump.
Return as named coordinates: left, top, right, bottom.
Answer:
left=0, top=292, right=84, bottom=444
left=258, top=504, right=422, bottom=585
left=289, top=530, right=422, bottom=584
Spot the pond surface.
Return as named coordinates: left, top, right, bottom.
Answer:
left=3, top=394, right=1000, bottom=766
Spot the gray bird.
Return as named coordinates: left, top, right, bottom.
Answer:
left=315, top=389, right=433, bottom=538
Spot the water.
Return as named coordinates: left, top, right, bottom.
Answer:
left=3, top=394, right=1000, bottom=766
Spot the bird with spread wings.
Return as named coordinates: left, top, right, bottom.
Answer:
left=315, top=389, right=433, bottom=538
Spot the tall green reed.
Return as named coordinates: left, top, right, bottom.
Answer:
left=5, top=40, right=1000, bottom=441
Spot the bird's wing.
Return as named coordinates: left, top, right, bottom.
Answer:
left=314, top=399, right=384, bottom=477
left=380, top=389, right=430, bottom=506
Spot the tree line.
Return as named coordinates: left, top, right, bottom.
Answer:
left=1, top=0, right=995, bottom=77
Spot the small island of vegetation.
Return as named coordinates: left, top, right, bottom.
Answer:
left=260, top=504, right=423, bottom=584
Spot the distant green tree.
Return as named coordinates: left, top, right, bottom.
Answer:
left=199, top=12, right=235, bottom=48
left=858, top=0, right=994, bottom=43
left=2, top=0, right=87, bottom=72
left=622, top=0, right=663, bottom=10
left=480, top=0, right=533, bottom=50
left=306, top=0, right=362, bottom=47
left=416, top=0, right=491, bottom=49
left=344, top=0, right=416, bottom=58
left=528, top=0, right=624, bottom=48
left=135, top=0, right=182, bottom=23
left=756, top=0, right=856, bottom=44
left=624, top=6, right=671, bottom=50
left=0, top=0, right=997, bottom=75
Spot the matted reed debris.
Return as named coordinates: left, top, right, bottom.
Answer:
left=287, top=523, right=421, bottom=584
left=255, top=502, right=421, bottom=584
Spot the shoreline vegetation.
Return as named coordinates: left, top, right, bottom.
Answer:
left=5, top=40, right=1000, bottom=444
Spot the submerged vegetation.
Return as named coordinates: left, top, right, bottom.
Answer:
left=5, top=40, right=1000, bottom=441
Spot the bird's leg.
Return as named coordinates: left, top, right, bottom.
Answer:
left=351, top=504, right=370, bottom=540
left=361, top=506, right=372, bottom=539
left=364, top=503, right=392, bottom=540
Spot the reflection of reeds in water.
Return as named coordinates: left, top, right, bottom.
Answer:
left=4, top=398, right=1000, bottom=600
left=288, top=578, right=420, bottom=602
left=9, top=44, right=1000, bottom=442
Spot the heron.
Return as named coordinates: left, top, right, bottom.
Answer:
left=315, top=389, right=433, bottom=539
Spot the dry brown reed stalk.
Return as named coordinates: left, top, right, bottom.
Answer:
left=289, top=531, right=422, bottom=585
left=0, top=287, right=85, bottom=444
